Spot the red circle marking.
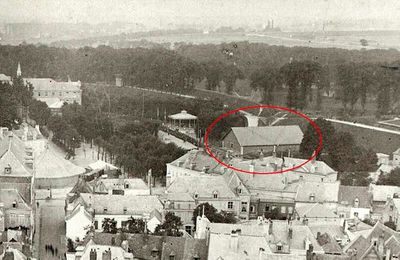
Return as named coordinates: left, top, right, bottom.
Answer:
left=204, top=105, right=323, bottom=175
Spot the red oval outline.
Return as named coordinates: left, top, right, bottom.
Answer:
left=204, top=105, right=323, bottom=175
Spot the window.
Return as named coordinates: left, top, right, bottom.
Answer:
left=277, top=245, right=282, bottom=251
left=228, top=201, right=234, bottom=209
left=238, top=188, right=242, bottom=194
left=390, top=205, right=394, bottom=211
left=230, top=142, right=234, bottom=148
left=272, top=205, right=277, bottom=210
left=185, top=225, right=192, bottom=235
left=125, top=183, right=129, bottom=189
left=94, top=220, right=98, bottom=229
left=288, top=207, right=293, bottom=214
left=104, top=207, right=108, bottom=213
left=354, top=212, right=359, bottom=217
left=265, top=205, right=270, bottom=212
left=193, top=257, right=200, bottom=260
left=250, top=205, right=256, bottom=213
left=309, top=193, right=315, bottom=202
left=194, top=193, right=199, bottom=199
left=213, top=191, right=218, bottom=199
left=321, top=178, right=324, bottom=182
left=281, top=206, right=286, bottom=214
left=123, top=207, right=127, bottom=214
left=241, top=202, right=247, bottom=212
left=52, top=92, right=55, bottom=96
left=177, top=203, right=180, bottom=209
left=169, top=255, right=175, bottom=260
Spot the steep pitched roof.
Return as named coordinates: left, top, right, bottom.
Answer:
left=338, top=185, right=371, bottom=208
left=295, top=181, right=340, bottom=203
left=226, top=125, right=303, bottom=147
left=296, top=203, right=339, bottom=219
left=166, top=175, right=237, bottom=199
left=0, top=189, right=31, bottom=211
left=80, top=193, right=163, bottom=216
left=168, top=148, right=222, bottom=174
left=0, top=134, right=32, bottom=177
left=35, top=145, right=85, bottom=178
left=370, top=184, right=400, bottom=202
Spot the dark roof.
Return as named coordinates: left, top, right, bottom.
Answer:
left=338, top=185, right=371, bottom=208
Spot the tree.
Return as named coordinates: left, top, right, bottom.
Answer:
left=203, top=60, right=224, bottom=91
left=102, top=218, right=117, bottom=234
left=377, top=168, right=400, bottom=186
left=28, top=99, right=51, bottom=125
left=250, top=67, right=281, bottom=104
left=221, top=64, right=243, bottom=94
left=192, top=203, right=236, bottom=226
left=300, top=118, right=335, bottom=160
left=125, top=217, right=147, bottom=234
left=0, top=82, right=20, bottom=128
left=154, top=212, right=183, bottom=237
left=67, top=238, right=76, bottom=252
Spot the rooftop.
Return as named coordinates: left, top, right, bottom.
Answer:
left=226, top=125, right=303, bottom=147
left=169, top=148, right=223, bottom=174
left=24, top=77, right=81, bottom=92
left=168, top=110, right=197, bottom=120
left=79, top=193, right=163, bottom=216
left=338, top=185, right=371, bottom=208
left=0, top=189, right=30, bottom=211
left=295, top=181, right=340, bottom=203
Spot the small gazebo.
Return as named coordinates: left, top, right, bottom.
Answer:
left=168, top=110, right=197, bottom=128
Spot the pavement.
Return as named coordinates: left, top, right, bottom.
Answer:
left=158, top=130, right=197, bottom=150
left=36, top=199, right=67, bottom=260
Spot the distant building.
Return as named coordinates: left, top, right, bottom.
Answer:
left=369, top=184, right=400, bottom=220
left=115, top=74, right=123, bottom=87
left=17, top=63, right=82, bottom=107
left=221, top=125, right=303, bottom=156
left=0, top=73, right=12, bottom=85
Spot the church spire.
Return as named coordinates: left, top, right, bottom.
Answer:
left=17, top=62, right=22, bottom=77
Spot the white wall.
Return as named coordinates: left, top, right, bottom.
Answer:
left=66, top=207, right=93, bottom=241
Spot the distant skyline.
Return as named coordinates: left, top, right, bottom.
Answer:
left=1, top=0, right=400, bottom=31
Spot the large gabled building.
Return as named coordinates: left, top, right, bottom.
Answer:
left=221, top=125, right=303, bottom=156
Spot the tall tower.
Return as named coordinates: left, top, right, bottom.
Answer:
left=17, top=62, right=22, bottom=77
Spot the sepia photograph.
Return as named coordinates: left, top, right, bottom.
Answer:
left=0, top=0, right=400, bottom=259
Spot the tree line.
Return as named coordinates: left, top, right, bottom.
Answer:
left=1, top=44, right=400, bottom=117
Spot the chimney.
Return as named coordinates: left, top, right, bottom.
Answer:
left=102, top=249, right=111, bottom=260
left=190, top=162, right=196, bottom=170
left=147, top=169, right=152, bottom=195
left=272, top=145, right=277, bottom=158
left=258, top=247, right=266, bottom=260
left=249, top=164, right=255, bottom=173
left=268, top=220, right=273, bottom=235
left=229, top=230, right=239, bottom=252
left=288, top=149, right=291, bottom=158
left=89, top=248, right=97, bottom=260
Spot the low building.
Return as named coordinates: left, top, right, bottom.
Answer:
left=221, top=125, right=303, bottom=156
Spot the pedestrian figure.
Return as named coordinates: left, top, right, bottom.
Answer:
left=55, top=247, right=58, bottom=256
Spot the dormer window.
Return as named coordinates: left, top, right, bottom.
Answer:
left=103, top=207, right=108, bottom=213
left=125, top=183, right=129, bottom=189
left=309, top=193, right=315, bottom=202
left=12, top=201, right=17, bottom=208
left=238, top=188, right=242, bottom=194
left=4, top=165, right=11, bottom=174
left=194, top=193, right=199, bottom=199
left=123, top=207, right=127, bottom=214
left=213, top=191, right=218, bottom=199
left=354, top=198, right=360, bottom=207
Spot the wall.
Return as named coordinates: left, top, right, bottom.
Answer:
left=221, top=131, right=241, bottom=153
left=35, top=175, right=81, bottom=189
left=66, top=207, right=93, bottom=241
left=242, top=144, right=300, bottom=156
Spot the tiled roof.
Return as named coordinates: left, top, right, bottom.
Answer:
left=295, top=203, right=338, bottom=219
left=0, top=189, right=30, bottom=211
left=166, top=175, right=237, bottom=199
left=230, top=156, right=337, bottom=177
left=0, top=134, right=32, bottom=177
left=370, top=184, right=400, bottom=202
left=169, top=148, right=222, bottom=173
left=80, top=193, right=163, bottom=216
left=227, top=125, right=303, bottom=147
left=295, top=181, right=340, bottom=203
left=92, top=178, right=148, bottom=193
left=338, top=185, right=371, bottom=208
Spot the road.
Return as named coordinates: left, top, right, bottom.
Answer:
left=37, top=198, right=68, bottom=260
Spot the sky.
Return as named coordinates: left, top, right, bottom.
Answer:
left=1, top=0, right=400, bottom=29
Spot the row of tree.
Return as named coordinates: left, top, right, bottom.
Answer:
left=300, top=118, right=378, bottom=185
